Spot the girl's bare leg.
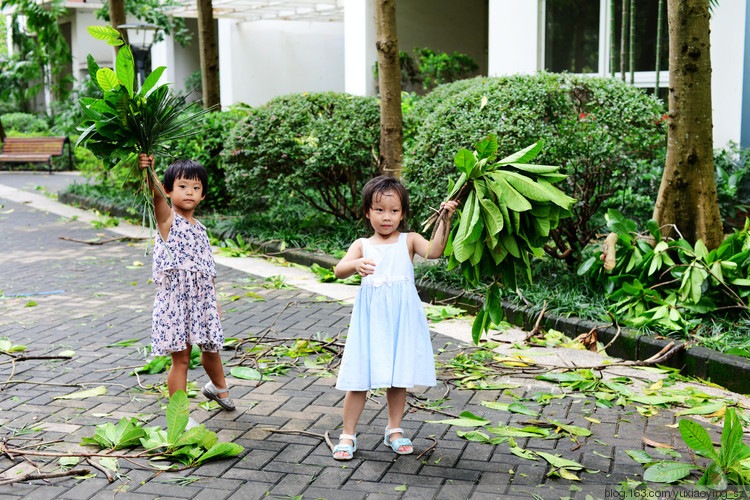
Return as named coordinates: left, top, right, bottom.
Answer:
left=201, top=351, right=229, bottom=398
left=167, top=346, right=191, bottom=396
left=386, top=387, right=412, bottom=453
left=333, top=390, right=367, bottom=458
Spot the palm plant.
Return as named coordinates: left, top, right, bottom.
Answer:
left=76, top=25, right=213, bottom=240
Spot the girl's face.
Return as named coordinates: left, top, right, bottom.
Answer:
left=167, top=175, right=205, bottom=213
left=366, top=190, right=403, bottom=239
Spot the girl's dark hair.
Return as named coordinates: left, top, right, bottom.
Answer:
left=162, top=160, right=209, bottom=194
left=361, top=175, right=410, bottom=230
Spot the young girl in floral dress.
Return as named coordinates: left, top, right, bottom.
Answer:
left=139, top=154, right=235, bottom=429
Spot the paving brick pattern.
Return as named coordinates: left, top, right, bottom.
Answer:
left=0, top=199, right=724, bottom=499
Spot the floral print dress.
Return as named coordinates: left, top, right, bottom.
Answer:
left=151, top=212, right=223, bottom=356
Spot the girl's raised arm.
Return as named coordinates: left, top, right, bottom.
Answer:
left=334, top=240, right=375, bottom=279
left=410, top=200, right=459, bottom=259
left=138, top=154, right=173, bottom=241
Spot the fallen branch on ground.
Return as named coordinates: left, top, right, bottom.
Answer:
left=0, top=468, right=91, bottom=486
left=59, top=236, right=148, bottom=245
left=263, top=428, right=334, bottom=452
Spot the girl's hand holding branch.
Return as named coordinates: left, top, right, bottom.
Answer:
left=440, top=200, right=459, bottom=219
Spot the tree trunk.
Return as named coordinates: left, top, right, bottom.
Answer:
left=108, top=0, right=128, bottom=51
left=0, top=117, right=5, bottom=143
left=653, top=0, right=723, bottom=249
left=197, top=0, right=221, bottom=111
left=375, top=0, right=403, bottom=178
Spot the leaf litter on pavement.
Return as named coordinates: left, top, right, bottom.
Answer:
left=431, top=327, right=750, bottom=485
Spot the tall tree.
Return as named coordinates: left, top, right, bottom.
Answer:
left=108, top=0, right=128, bottom=50
left=375, top=0, right=403, bottom=177
left=197, top=0, right=220, bottom=111
left=652, top=0, right=723, bottom=248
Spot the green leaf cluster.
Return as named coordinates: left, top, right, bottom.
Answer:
left=76, top=25, right=211, bottom=171
left=578, top=211, right=750, bottom=331
left=82, top=391, right=243, bottom=467
left=639, top=408, right=750, bottom=487
left=435, top=135, right=575, bottom=342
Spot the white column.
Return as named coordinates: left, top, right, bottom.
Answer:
left=488, top=0, right=542, bottom=76
left=344, top=0, right=376, bottom=96
left=218, top=17, right=237, bottom=108
left=150, top=34, right=175, bottom=89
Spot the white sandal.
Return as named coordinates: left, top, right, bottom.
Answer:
left=332, top=433, right=357, bottom=461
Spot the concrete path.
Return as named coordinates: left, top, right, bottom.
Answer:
left=0, top=173, right=743, bottom=499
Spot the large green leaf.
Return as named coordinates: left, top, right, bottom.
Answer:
left=486, top=424, right=544, bottom=438
left=111, top=417, right=146, bottom=449
left=166, top=390, right=190, bottom=444
left=87, top=54, right=101, bottom=84
left=54, top=386, right=107, bottom=400
left=456, top=429, right=490, bottom=442
left=496, top=140, right=543, bottom=165
left=643, top=461, right=693, bottom=483
left=495, top=170, right=556, bottom=203
left=486, top=174, right=532, bottom=212
left=507, top=163, right=559, bottom=174
left=195, top=442, right=244, bottom=465
left=87, top=25, right=121, bottom=41
left=454, top=148, right=476, bottom=175
left=426, top=410, right=490, bottom=427
left=475, top=135, right=498, bottom=160
left=535, top=451, right=584, bottom=470
left=140, top=66, right=166, bottom=97
left=679, top=419, right=718, bottom=460
left=96, top=68, right=120, bottom=92
left=115, top=44, right=135, bottom=97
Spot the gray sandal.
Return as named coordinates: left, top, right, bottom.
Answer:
left=202, top=382, right=236, bottom=411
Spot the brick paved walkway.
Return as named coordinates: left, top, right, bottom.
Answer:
left=0, top=190, right=732, bottom=500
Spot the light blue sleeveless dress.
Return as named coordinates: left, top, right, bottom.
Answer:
left=336, top=232, right=437, bottom=391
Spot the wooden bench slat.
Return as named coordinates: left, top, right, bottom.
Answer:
left=0, top=137, right=70, bottom=172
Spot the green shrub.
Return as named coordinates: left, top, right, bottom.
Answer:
left=166, top=107, right=250, bottom=211
left=223, top=92, right=381, bottom=221
left=52, top=77, right=102, bottom=135
left=403, top=73, right=667, bottom=262
left=1, top=112, right=50, bottom=134
left=714, top=142, right=750, bottom=229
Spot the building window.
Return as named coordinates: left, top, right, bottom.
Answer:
left=610, top=0, right=668, bottom=74
left=544, top=0, right=600, bottom=73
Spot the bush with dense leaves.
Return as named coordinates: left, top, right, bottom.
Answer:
left=403, top=73, right=667, bottom=262
left=165, top=107, right=250, bottom=211
left=223, top=92, right=381, bottom=221
left=1, top=112, right=50, bottom=134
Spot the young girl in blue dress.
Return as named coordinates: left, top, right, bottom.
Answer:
left=332, top=176, right=458, bottom=460
left=139, top=154, right=235, bottom=429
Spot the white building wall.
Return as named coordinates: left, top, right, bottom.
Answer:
left=488, top=0, right=541, bottom=76
left=70, top=9, right=114, bottom=80
left=222, top=19, right=344, bottom=107
left=344, top=0, right=376, bottom=96
left=711, top=2, right=746, bottom=149
left=397, top=0, right=488, bottom=77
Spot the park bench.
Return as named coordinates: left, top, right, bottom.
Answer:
left=0, top=136, right=72, bottom=173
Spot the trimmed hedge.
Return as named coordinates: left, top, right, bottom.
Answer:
left=1, top=112, right=50, bottom=133
left=403, top=73, right=667, bottom=260
left=222, top=92, right=381, bottom=221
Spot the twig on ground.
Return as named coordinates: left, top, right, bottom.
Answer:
left=86, top=457, right=114, bottom=483
left=524, top=301, right=547, bottom=340
left=262, top=428, right=334, bottom=452
left=597, top=312, right=620, bottom=354
left=0, top=468, right=91, bottom=485
left=59, top=236, right=148, bottom=245
left=416, top=437, right=438, bottom=460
